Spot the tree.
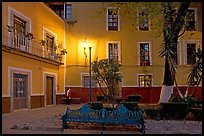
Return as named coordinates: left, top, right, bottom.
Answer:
left=91, top=58, right=123, bottom=106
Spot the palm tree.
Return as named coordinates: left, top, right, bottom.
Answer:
left=158, top=2, right=190, bottom=103
left=185, top=48, right=202, bottom=97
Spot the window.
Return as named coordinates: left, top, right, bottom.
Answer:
left=45, top=33, right=55, bottom=56
left=138, top=10, right=149, bottom=31
left=187, top=43, right=196, bottom=65
left=107, top=41, right=121, bottom=62
left=65, top=3, right=72, bottom=20
left=8, top=6, right=31, bottom=53
left=13, top=15, right=27, bottom=49
left=140, top=43, right=150, bottom=66
left=107, top=8, right=120, bottom=31
left=138, top=74, right=152, bottom=87
left=49, top=5, right=64, bottom=19
left=43, top=28, right=57, bottom=59
left=13, top=73, right=28, bottom=98
left=82, top=75, right=97, bottom=88
left=49, top=3, right=73, bottom=20
left=185, top=8, right=197, bottom=31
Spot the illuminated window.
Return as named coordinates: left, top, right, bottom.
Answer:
left=107, top=41, right=121, bottom=62
left=140, top=43, right=150, bottom=66
left=138, top=75, right=152, bottom=87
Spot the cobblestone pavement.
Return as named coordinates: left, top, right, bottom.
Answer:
left=2, top=104, right=202, bottom=134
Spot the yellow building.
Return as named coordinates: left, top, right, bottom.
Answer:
left=2, top=2, right=66, bottom=113
left=59, top=2, right=202, bottom=103
left=2, top=2, right=202, bottom=113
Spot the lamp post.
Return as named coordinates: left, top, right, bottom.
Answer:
left=83, top=38, right=92, bottom=102
left=89, top=47, right=92, bottom=103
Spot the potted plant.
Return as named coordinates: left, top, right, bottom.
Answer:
left=40, top=40, right=47, bottom=46
left=7, top=25, right=13, bottom=32
left=25, top=32, right=34, bottom=40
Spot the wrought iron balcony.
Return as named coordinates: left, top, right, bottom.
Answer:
left=2, top=26, right=65, bottom=65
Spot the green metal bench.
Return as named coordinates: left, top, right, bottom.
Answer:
left=61, top=103, right=146, bottom=134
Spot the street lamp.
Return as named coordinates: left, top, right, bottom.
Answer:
left=83, top=38, right=92, bottom=102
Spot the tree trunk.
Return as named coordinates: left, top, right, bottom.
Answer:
left=159, top=57, right=174, bottom=103
left=159, top=85, right=174, bottom=103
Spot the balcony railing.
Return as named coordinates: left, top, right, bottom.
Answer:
left=2, top=27, right=64, bottom=64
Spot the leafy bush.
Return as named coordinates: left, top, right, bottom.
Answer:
left=126, top=94, right=142, bottom=102
left=115, top=98, right=123, bottom=103
left=96, top=95, right=107, bottom=102
left=88, top=102, right=103, bottom=110
left=159, top=102, right=189, bottom=120
left=144, top=108, right=160, bottom=120
left=190, top=108, right=202, bottom=121
left=169, top=94, right=201, bottom=108
left=120, top=102, right=139, bottom=111
left=182, top=96, right=202, bottom=108
left=104, top=107, right=116, bottom=111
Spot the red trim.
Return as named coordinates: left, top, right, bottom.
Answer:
left=65, top=86, right=202, bottom=104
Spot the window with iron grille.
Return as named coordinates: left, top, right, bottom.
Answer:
left=45, top=33, right=55, bottom=56
left=108, top=43, right=118, bottom=61
left=13, top=15, right=27, bottom=49
left=138, top=11, right=149, bottom=31
left=187, top=43, right=196, bottom=65
left=107, top=42, right=121, bottom=62
left=138, top=74, right=152, bottom=87
left=82, top=75, right=97, bottom=88
left=13, top=73, right=28, bottom=98
left=140, top=43, right=150, bottom=66
left=107, top=8, right=119, bottom=31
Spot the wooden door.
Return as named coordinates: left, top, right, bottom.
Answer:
left=13, top=73, right=28, bottom=110
left=46, top=76, right=53, bottom=105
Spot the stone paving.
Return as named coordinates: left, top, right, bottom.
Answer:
left=2, top=104, right=202, bottom=134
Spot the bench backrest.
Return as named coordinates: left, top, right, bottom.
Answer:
left=62, top=103, right=144, bottom=125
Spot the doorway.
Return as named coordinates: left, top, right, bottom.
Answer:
left=13, top=73, right=28, bottom=110
left=46, top=76, right=54, bottom=105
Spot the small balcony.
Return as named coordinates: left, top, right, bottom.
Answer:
left=2, top=26, right=66, bottom=65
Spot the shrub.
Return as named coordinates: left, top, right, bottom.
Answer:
left=169, top=94, right=201, bottom=108
left=159, top=102, right=189, bottom=120
left=144, top=108, right=160, bottom=120
left=115, top=98, right=123, bottom=103
left=104, top=107, right=116, bottom=111
left=88, top=102, right=103, bottom=110
left=120, top=102, right=139, bottom=111
left=96, top=95, right=106, bottom=102
left=190, top=108, right=202, bottom=121
left=126, top=94, right=142, bottom=102
left=183, top=96, right=201, bottom=108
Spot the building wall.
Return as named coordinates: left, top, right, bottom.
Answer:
left=65, top=2, right=202, bottom=103
left=2, top=2, right=66, bottom=113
